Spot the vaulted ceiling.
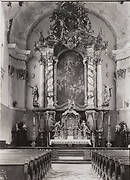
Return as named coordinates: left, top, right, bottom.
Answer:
left=2, top=1, right=130, bottom=50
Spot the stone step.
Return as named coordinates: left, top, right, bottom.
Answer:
left=59, top=156, right=84, bottom=160
left=58, top=152, right=84, bottom=156
left=52, top=160, right=91, bottom=164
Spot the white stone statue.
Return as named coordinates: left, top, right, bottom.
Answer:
left=54, top=121, right=61, bottom=139
left=80, top=120, right=91, bottom=139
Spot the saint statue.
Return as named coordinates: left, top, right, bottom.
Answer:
left=29, top=84, right=39, bottom=107
left=80, top=120, right=91, bottom=139
left=54, top=121, right=61, bottom=139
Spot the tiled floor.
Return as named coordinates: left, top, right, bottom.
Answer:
left=45, top=164, right=100, bottom=180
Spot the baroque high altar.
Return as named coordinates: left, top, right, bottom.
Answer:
left=33, top=2, right=110, bottom=146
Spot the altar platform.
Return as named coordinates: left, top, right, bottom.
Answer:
left=50, top=139, right=91, bottom=146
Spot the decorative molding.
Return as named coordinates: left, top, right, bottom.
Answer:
left=112, top=42, right=130, bottom=61
left=116, top=68, right=126, bottom=79
left=8, top=43, right=30, bottom=61
left=16, top=69, right=28, bottom=80
left=8, top=65, right=28, bottom=80
left=102, top=85, right=111, bottom=107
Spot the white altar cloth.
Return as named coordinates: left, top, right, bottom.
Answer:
left=50, top=139, right=91, bottom=145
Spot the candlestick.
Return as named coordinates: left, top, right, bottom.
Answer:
left=33, top=116, right=36, bottom=125
left=107, top=114, right=112, bottom=147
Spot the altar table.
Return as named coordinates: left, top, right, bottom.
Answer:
left=50, top=139, right=91, bottom=145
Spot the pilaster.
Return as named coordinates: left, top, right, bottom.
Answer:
left=96, top=58, right=103, bottom=109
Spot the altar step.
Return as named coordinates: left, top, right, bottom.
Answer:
left=52, top=149, right=91, bottom=164
left=58, top=150, right=84, bottom=156
left=52, top=160, right=91, bottom=164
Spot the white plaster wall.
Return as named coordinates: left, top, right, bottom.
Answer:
left=0, top=2, right=9, bottom=106
left=116, top=57, right=130, bottom=129
left=116, top=58, right=130, bottom=110
left=0, top=2, right=26, bottom=143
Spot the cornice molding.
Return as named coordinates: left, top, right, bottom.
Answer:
left=8, top=43, right=31, bottom=61
left=112, top=42, right=130, bottom=61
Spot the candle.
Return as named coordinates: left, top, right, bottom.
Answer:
left=33, top=117, right=36, bottom=125
left=108, top=115, right=110, bottom=126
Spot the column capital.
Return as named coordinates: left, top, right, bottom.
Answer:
left=86, top=46, right=94, bottom=57
left=116, top=68, right=126, bottom=79
left=96, top=57, right=103, bottom=65
left=112, top=42, right=130, bottom=61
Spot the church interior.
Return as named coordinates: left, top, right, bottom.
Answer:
left=0, top=1, right=130, bottom=180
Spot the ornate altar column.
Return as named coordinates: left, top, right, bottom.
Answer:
left=85, top=110, right=97, bottom=146
left=97, top=58, right=103, bottom=108
left=54, top=58, right=58, bottom=105
left=83, top=57, right=88, bottom=105
left=39, top=61, right=45, bottom=107
left=86, top=47, right=96, bottom=108
left=45, top=111, right=56, bottom=146
left=46, top=48, right=55, bottom=108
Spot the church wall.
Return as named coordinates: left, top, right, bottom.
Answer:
left=0, top=104, right=37, bottom=144
left=84, top=2, right=130, bottom=49
left=116, top=55, right=130, bottom=129
left=26, top=54, right=45, bottom=109
left=0, top=2, right=26, bottom=143
left=103, top=110, right=118, bottom=142
left=8, top=57, right=26, bottom=109
left=1, top=2, right=130, bottom=145
left=0, top=104, right=25, bottom=144
left=0, top=2, right=9, bottom=106
left=101, top=55, right=116, bottom=110
left=89, top=13, right=116, bottom=109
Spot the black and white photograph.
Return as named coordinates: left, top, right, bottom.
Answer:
left=0, top=0, right=130, bottom=179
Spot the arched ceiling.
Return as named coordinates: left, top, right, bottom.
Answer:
left=3, top=1, right=130, bottom=50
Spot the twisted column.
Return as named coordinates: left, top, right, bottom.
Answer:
left=54, top=58, right=58, bottom=105
left=39, top=63, right=44, bottom=107
left=46, top=48, right=54, bottom=108
left=87, top=48, right=95, bottom=107
left=83, top=58, right=87, bottom=105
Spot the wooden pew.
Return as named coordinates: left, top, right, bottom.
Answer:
left=91, top=149, right=130, bottom=180
left=0, top=149, right=52, bottom=180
